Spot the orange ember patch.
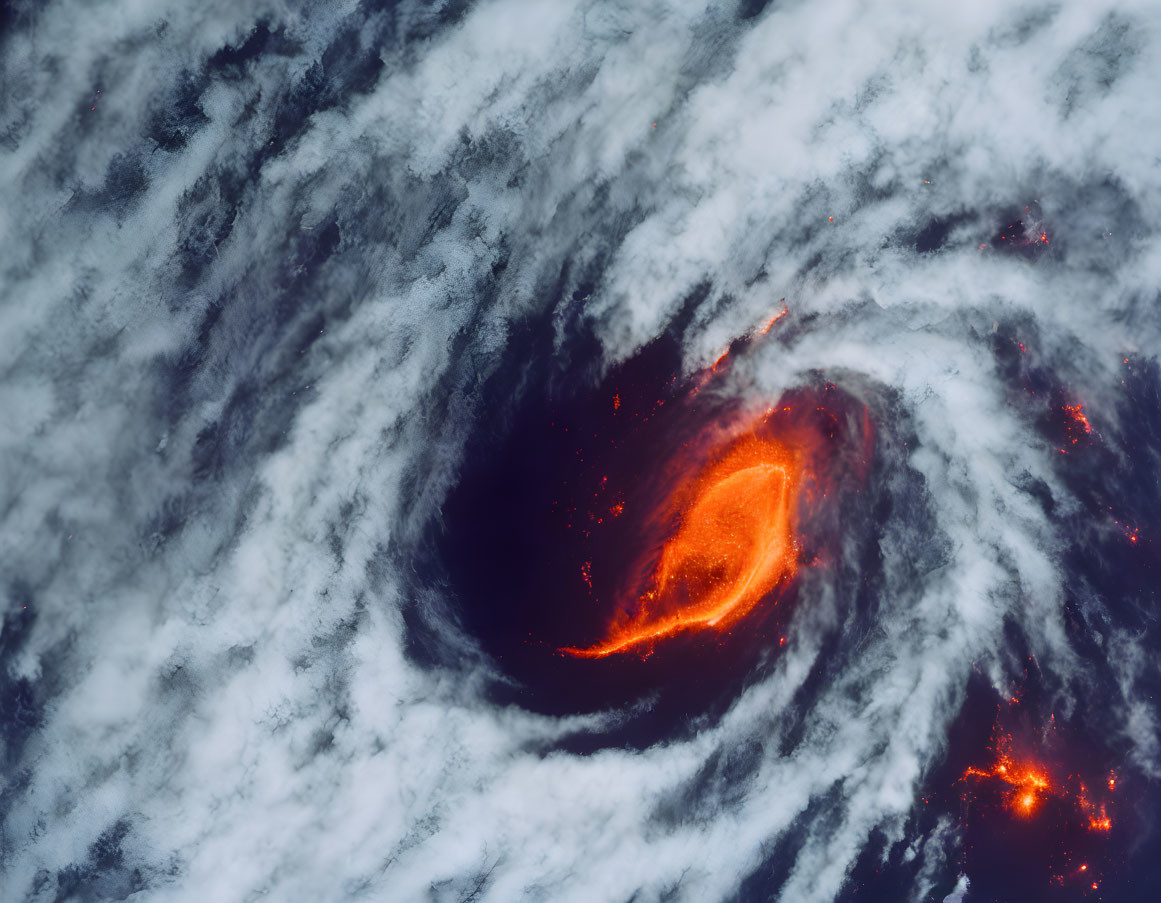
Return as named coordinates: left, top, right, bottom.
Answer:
left=963, top=737, right=1117, bottom=835
left=1089, top=815, right=1112, bottom=832
left=562, top=432, right=799, bottom=657
left=1063, top=403, right=1092, bottom=434
left=964, top=753, right=1052, bottom=818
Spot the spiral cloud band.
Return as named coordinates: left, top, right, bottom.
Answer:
left=2, top=1, right=1159, bottom=901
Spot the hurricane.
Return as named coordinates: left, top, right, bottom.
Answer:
left=2, top=2, right=1160, bottom=901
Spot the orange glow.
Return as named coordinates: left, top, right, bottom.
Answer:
left=1076, top=779, right=1114, bottom=831
left=964, top=730, right=1118, bottom=839
left=759, top=299, right=790, bottom=335
left=963, top=751, right=1052, bottom=818
left=562, top=431, right=799, bottom=657
left=1063, top=403, right=1092, bottom=434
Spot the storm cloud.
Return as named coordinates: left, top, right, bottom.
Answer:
left=2, top=1, right=1160, bottom=901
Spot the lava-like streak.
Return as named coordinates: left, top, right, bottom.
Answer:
left=759, top=299, right=790, bottom=335
left=562, top=430, right=800, bottom=658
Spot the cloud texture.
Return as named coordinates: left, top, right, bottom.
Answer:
left=2, top=1, right=1160, bottom=901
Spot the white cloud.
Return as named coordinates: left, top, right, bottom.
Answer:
left=1, top=0, right=1158, bottom=901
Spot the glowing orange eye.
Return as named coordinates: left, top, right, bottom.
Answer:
left=563, top=431, right=799, bottom=657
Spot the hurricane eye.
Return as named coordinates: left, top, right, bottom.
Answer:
left=563, top=432, right=799, bottom=658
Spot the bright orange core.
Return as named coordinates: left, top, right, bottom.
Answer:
left=564, top=433, right=798, bottom=657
